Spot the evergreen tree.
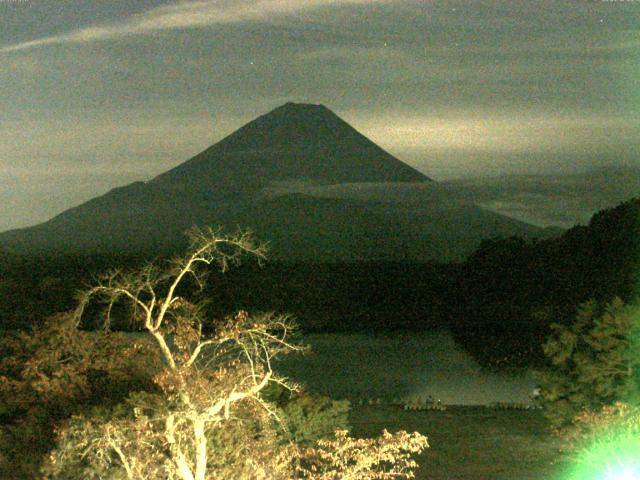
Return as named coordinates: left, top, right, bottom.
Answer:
left=537, top=298, right=639, bottom=430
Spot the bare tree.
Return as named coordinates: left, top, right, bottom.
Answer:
left=55, top=227, right=300, bottom=479
left=43, top=227, right=427, bottom=480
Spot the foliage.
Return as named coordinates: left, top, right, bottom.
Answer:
left=296, top=428, right=428, bottom=480
left=38, top=227, right=427, bottom=480
left=559, top=401, right=640, bottom=453
left=278, top=392, right=351, bottom=445
left=4, top=198, right=640, bottom=376
left=451, top=198, right=640, bottom=371
left=549, top=299, right=640, bottom=477
left=203, top=402, right=292, bottom=480
left=626, top=304, right=640, bottom=403
left=0, top=313, right=158, bottom=477
left=536, top=298, right=639, bottom=430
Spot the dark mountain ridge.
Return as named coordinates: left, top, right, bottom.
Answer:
left=152, top=102, right=430, bottom=187
left=0, top=102, right=554, bottom=259
left=228, top=193, right=558, bottom=262
left=448, top=196, right=640, bottom=369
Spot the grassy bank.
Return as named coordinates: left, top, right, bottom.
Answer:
left=349, top=405, right=571, bottom=480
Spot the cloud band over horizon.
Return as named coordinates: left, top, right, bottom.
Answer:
left=0, top=0, right=398, bottom=53
left=0, top=0, right=638, bottom=230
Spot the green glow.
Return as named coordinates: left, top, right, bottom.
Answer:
left=603, top=465, right=640, bottom=480
left=564, top=433, right=640, bottom=480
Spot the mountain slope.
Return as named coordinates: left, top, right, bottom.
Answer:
left=0, top=102, right=556, bottom=260
left=443, top=166, right=640, bottom=228
left=0, top=181, right=230, bottom=254
left=223, top=194, right=558, bottom=262
left=152, top=102, right=430, bottom=189
left=448, top=196, right=640, bottom=369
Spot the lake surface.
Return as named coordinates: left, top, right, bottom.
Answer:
left=273, top=330, right=537, bottom=405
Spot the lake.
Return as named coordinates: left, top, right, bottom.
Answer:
left=273, top=329, right=537, bottom=405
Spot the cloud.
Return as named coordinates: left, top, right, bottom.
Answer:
left=0, top=0, right=395, bottom=53
left=349, top=111, right=640, bottom=154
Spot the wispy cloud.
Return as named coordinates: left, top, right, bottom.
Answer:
left=0, top=0, right=393, bottom=53
left=351, top=111, right=640, bottom=154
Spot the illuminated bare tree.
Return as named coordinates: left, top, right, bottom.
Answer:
left=43, top=227, right=428, bottom=480
left=50, top=227, right=300, bottom=480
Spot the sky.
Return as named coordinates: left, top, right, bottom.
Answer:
left=0, top=0, right=639, bottom=231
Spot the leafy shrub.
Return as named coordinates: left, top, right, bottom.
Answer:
left=279, top=393, right=351, bottom=445
left=560, top=401, right=640, bottom=452
left=297, top=429, right=428, bottom=480
left=0, top=314, right=158, bottom=477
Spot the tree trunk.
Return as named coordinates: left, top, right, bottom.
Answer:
left=166, top=414, right=196, bottom=480
left=193, top=418, right=208, bottom=480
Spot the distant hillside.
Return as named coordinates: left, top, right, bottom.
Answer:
left=444, top=166, right=640, bottom=228
left=448, top=196, right=640, bottom=369
left=226, top=193, right=558, bottom=262
left=0, top=102, right=556, bottom=261
left=260, top=165, right=640, bottom=230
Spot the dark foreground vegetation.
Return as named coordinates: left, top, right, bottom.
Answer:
left=2, top=197, right=639, bottom=371
left=0, top=198, right=639, bottom=478
left=350, top=404, right=568, bottom=480
left=0, top=229, right=428, bottom=478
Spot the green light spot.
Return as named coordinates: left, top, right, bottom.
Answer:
left=603, top=465, right=640, bottom=480
left=564, top=433, right=640, bottom=480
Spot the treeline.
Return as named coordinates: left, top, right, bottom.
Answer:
left=203, top=261, right=459, bottom=331
left=0, top=255, right=458, bottom=331
left=450, top=197, right=640, bottom=369
left=0, top=253, right=148, bottom=328
left=1, top=197, right=638, bottom=370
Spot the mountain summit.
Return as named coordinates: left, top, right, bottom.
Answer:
left=0, top=103, right=554, bottom=259
left=152, top=102, right=430, bottom=188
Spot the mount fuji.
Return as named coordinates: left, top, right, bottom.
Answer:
left=0, top=103, right=557, bottom=261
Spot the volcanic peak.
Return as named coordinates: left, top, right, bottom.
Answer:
left=152, top=102, right=431, bottom=185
